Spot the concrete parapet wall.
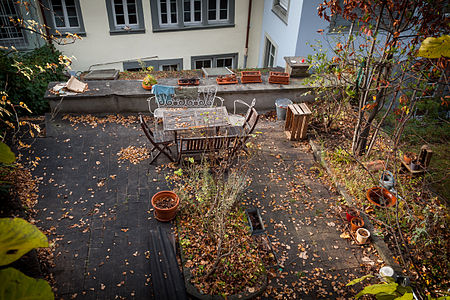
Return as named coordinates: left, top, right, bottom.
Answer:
left=46, top=79, right=316, bottom=114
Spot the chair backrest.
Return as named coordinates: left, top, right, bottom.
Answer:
left=180, top=135, right=237, bottom=152
left=243, top=107, right=259, bottom=134
left=139, top=114, right=157, bottom=145
left=154, top=85, right=218, bottom=109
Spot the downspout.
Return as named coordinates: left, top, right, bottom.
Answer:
left=37, top=0, right=52, bottom=45
left=243, top=0, right=252, bottom=68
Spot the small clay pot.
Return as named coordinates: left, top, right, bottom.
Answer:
left=151, top=191, right=179, bottom=222
left=142, top=83, right=152, bottom=90
left=351, top=216, right=364, bottom=232
left=403, top=154, right=412, bottom=165
left=346, top=207, right=359, bottom=222
left=356, top=228, right=370, bottom=244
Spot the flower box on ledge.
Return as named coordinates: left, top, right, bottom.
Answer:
left=240, top=71, right=262, bottom=84
left=268, top=71, right=290, bottom=85
left=216, top=74, right=238, bottom=85
left=178, top=78, right=200, bottom=86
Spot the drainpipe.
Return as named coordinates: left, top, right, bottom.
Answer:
left=37, top=0, right=52, bottom=45
left=243, top=0, right=252, bottom=68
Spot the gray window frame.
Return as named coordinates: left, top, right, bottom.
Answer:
left=191, top=53, right=238, bottom=69
left=123, top=58, right=183, bottom=71
left=105, top=0, right=145, bottom=35
left=150, top=0, right=235, bottom=32
left=272, top=0, right=289, bottom=24
left=183, top=0, right=202, bottom=25
left=41, top=0, right=86, bottom=36
left=263, top=36, right=276, bottom=68
left=0, top=0, right=28, bottom=48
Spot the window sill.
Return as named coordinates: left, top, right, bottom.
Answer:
left=51, top=31, right=86, bottom=37
left=271, top=5, right=288, bottom=25
left=152, top=23, right=234, bottom=33
left=109, top=28, right=146, bottom=35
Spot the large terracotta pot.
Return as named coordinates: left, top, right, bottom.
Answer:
left=142, top=82, right=152, bottom=90
left=151, top=191, right=179, bottom=222
left=367, top=187, right=397, bottom=207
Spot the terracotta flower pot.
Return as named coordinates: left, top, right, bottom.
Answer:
left=142, top=82, right=152, bottom=90
left=356, top=228, right=370, bottom=244
left=403, top=154, right=412, bottom=165
left=151, top=191, right=179, bottom=222
left=346, top=207, right=360, bottom=222
left=366, top=187, right=397, bottom=207
left=350, top=216, right=364, bottom=232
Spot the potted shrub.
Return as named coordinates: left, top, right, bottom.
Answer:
left=151, top=191, right=179, bottom=222
left=350, top=216, right=364, bottom=232
left=142, top=74, right=157, bottom=90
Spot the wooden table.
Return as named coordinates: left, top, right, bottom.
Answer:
left=162, top=107, right=231, bottom=140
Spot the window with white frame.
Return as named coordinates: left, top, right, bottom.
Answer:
left=272, top=0, right=289, bottom=23
left=105, top=0, right=144, bottom=34
left=183, top=0, right=201, bottom=24
left=159, top=0, right=178, bottom=25
left=264, top=37, right=276, bottom=68
left=50, top=0, right=79, bottom=28
left=191, top=53, right=237, bottom=69
left=208, top=0, right=228, bottom=22
left=161, top=64, right=179, bottom=71
left=150, top=0, right=234, bottom=31
left=0, top=0, right=27, bottom=48
left=41, top=0, right=85, bottom=35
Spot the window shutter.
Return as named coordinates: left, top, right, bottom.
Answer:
left=279, top=0, right=288, bottom=10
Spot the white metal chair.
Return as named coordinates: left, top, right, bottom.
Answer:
left=228, top=98, right=256, bottom=127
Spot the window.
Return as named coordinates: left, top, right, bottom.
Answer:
left=264, top=37, right=276, bottom=68
left=150, top=0, right=235, bottom=32
left=123, top=58, right=183, bottom=71
left=208, top=0, right=228, bottom=22
left=191, top=53, right=237, bottom=69
left=272, top=0, right=289, bottom=24
left=105, top=0, right=145, bottom=34
left=41, top=0, right=85, bottom=35
left=159, top=0, right=178, bottom=25
left=184, top=0, right=201, bottom=24
left=0, top=0, right=27, bottom=48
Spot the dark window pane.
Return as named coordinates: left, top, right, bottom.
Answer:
left=128, top=14, right=137, bottom=24
left=66, top=6, right=77, bottom=17
left=170, top=2, right=177, bottom=13
left=219, top=9, right=227, bottom=19
left=115, top=4, right=124, bottom=14
left=194, top=11, right=201, bottom=21
left=66, top=0, right=75, bottom=5
left=114, top=0, right=122, bottom=4
left=160, top=0, right=167, bottom=13
left=128, top=3, right=136, bottom=13
left=68, top=16, right=79, bottom=27
left=116, top=15, right=125, bottom=24
left=184, top=12, right=191, bottom=22
left=184, top=0, right=190, bottom=12
left=194, top=0, right=201, bottom=10
left=161, top=13, right=167, bottom=23
left=51, top=0, right=62, bottom=5
left=220, top=0, right=227, bottom=9
left=171, top=13, right=177, bottom=23
left=209, top=0, right=216, bottom=9
left=208, top=10, right=215, bottom=20
left=126, top=0, right=136, bottom=5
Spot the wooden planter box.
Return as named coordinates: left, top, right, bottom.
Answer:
left=285, top=103, right=312, bottom=140
left=216, top=74, right=238, bottom=85
left=240, top=71, right=262, bottom=84
left=177, top=78, right=200, bottom=86
left=268, top=71, right=290, bottom=84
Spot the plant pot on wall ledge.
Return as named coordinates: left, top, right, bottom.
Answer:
left=151, top=191, right=179, bottom=222
left=366, top=187, right=397, bottom=207
left=142, top=83, right=153, bottom=90
left=268, top=71, right=290, bottom=85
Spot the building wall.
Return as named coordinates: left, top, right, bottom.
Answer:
left=53, top=0, right=258, bottom=72
left=246, top=0, right=264, bottom=68
left=257, top=0, right=304, bottom=68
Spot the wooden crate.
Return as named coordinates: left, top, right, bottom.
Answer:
left=284, top=103, right=312, bottom=140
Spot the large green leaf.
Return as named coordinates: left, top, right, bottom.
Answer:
left=356, top=283, right=398, bottom=299
left=394, top=292, right=414, bottom=300
left=0, top=267, right=54, bottom=300
left=0, top=142, right=15, bottom=164
left=0, top=218, right=48, bottom=266
left=346, top=274, right=374, bottom=286
left=417, top=35, right=450, bottom=58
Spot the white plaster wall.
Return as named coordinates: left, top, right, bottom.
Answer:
left=54, top=0, right=253, bottom=72
left=257, top=0, right=303, bottom=68
left=246, top=0, right=264, bottom=68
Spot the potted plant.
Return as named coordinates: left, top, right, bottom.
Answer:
left=151, top=191, right=179, bottom=222
left=366, top=187, right=397, bottom=207
left=268, top=71, right=290, bottom=85
left=240, top=71, right=262, bottom=83
left=177, top=78, right=200, bottom=86
left=142, top=74, right=157, bottom=90
left=403, top=151, right=416, bottom=165
left=216, top=74, right=238, bottom=85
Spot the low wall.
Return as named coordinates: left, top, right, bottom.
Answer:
left=45, top=77, right=316, bottom=114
